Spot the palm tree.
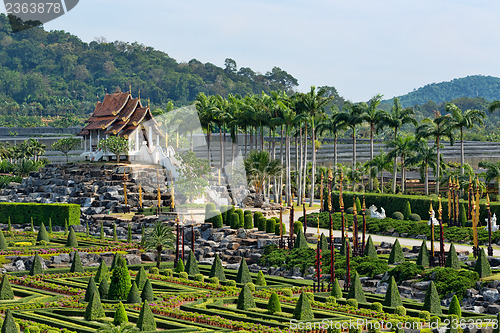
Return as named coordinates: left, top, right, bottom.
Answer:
left=387, top=136, right=415, bottom=193
left=446, top=103, right=485, bottom=175
left=295, top=86, right=332, bottom=207
left=141, top=221, right=175, bottom=269
left=364, top=150, right=392, bottom=193
left=196, top=93, right=217, bottom=167
left=416, top=112, right=454, bottom=194
left=378, top=98, right=417, bottom=193
left=479, top=161, right=500, bottom=199
left=406, top=139, right=438, bottom=195
left=244, top=150, right=283, bottom=207
left=317, top=107, right=347, bottom=173
left=488, top=100, right=500, bottom=113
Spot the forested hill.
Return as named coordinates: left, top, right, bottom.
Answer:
left=0, top=14, right=298, bottom=126
left=383, top=75, right=500, bottom=108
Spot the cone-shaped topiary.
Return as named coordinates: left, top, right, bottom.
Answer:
left=448, top=294, right=461, bottom=318
left=135, top=266, right=147, bottom=290
left=0, top=231, right=7, bottom=250
left=30, top=217, right=34, bottom=232
left=331, top=278, right=343, bottom=298
left=340, top=237, right=351, bottom=256
left=383, top=276, right=402, bottom=307
left=113, top=302, right=128, bottom=326
left=445, top=243, right=461, bottom=270
left=236, top=259, right=252, bottom=285
left=108, top=255, right=132, bottom=300
left=459, top=204, right=467, bottom=227
left=64, top=219, right=68, bottom=235
left=1, top=309, right=18, bottom=333
left=184, top=250, right=200, bottom=276
left=141, top=279, right=154, bottom=302
left=388, top=239, right=405, bottom=264
left=255, top=270, right=267, bottom=286
left=70, top=251, right=84, bottom=273
left=267, top=291, right=281, bottom=314
left=475, top=248, right=492, bottom=278
left=136, top=301, right=156, bottom=331
left=347, top=272, right=366, bottom=302
left=84, top=290, right=105, bottom=321
left=98, top=278, right=109, bottom=299
left=127, top=223, right=132, bottom=243
left=94, top=261, right=109, bottom=284
left=416, top=240, right=430, bottom=268
left=65, top=227, right=78, bottom=247
left=293, top=292, right=314, bottom=320
left=100, top=222, right=104, bottom=240
left=29, top=253, right=43, bottom=276
left=0, top=274, right=13, bottom=300
left=236, top=284, right=256, bottom=310
left=244, top=214, right=253, bottom=229
left=84, top=277, right=98, bottom=302
left=48, top=218, right=52, bottom=234
left=320, top=233, right=329, bottom=253
left=36, top=222, right=49, bottom=243
left=364, top=236, right=377, bottom=258
left=174, top=259, right=185, bottom=273
left=294, top=228, right=308, bottom=249
left=403, top=201, right=412, bottom=220
left=126, top=281, right=141, bottom=304
left=113, top=222, right=118, bottom=241
left=7, top=217, right=11, bottom=233
left=423, top=281, right=442, bottom=314
left=111, top=253, right=121, bottom=271
left=209, top=254, right=226, bottom=281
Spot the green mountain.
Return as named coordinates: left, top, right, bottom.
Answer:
left=0, top=14, right=298, bottom=127
left=383, top=75, right=500, bottom=108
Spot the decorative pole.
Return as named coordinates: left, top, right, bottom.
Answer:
left=429, top=202, right=435, bottom=259
left=279, top=203, right=283, bottom=249
left=170, top=185, right=175, bottom=212
left=451, top=178, right=456, bottom=226
left=157, top=187, right=161, bottom=214
left=328, top=168, right=334, bottom=285
left=175, top=218, right=180, bottom=267
left=340, top=172, right=345, bottom=242
left=352, top=200, right=358, bottom=257
left=191, top=224, right=195, bottom=254
left=487, top=194, right=493, bottom=256
left=319, top=171, right=324, bottom=213
left=303, top=203, right=307, bottom=235
left=138, top=184, right=143, bottom=209
left=472, top=185, right=480, bottom=258
left=289, top=204, right=294, bottom=249
left=468, top=176, right=473, bottom=220
left=362, top=196, right=367, bottom=255
left=316, top=221, right=322, bottom=292
left=447, top=187, right=452, bottom=226
left=123, top=183, right=128, bottom=206
left=438, top=197, right=445, bottom=267
left=454, top=179, right=459, bottom=226
left=345, top=228, right=351, bottom=291
left=181, top=223, right=185, bottom=263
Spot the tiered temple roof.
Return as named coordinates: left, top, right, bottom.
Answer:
left=79, top=92, right=161, bottom=139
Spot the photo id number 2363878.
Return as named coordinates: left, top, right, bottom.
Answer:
left=5, top=2, right=62, bottom=14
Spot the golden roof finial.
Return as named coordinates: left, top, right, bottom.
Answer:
left=353, top=199, right=357, bottom=215
left=487, top=193, right=491, bottom=205
left=138, top=90, right=141, bottom=100
left=429, top=202, right=434, bottom=214
left=129, top=84, right=132, bottom=94
left=438, top=196, right=442, bottom=213
left=362, top=196, right=366, bottom=210
left=148, top=98, right=150, bottom=108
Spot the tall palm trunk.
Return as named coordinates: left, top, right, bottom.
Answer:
left=392, top=128, right=399, bottom=194
left=369, top=125, right=374, bottom=191
left=302, top=124, right=308, bottom=202
left=401, top=155, right=405, bottom=193
left=436, top=137, right=441, bottom=194
left=380, top=170, right=384, bottom=194
left=207, top=125, right=212, bottom=168
left=286, top=129, right=291, bottom=205
left=244, top=128, right=247, bottom=156
left=219, top=126, right=224, bottom=171
left=460, top=127, right=464, bottom=175
left=424, top=162, right=429, bottom=196
left=309, top=119, right=316, bottom=207
left=298, top=127, right=303, bottom=205
left=334, top=133, right=338, bottom=172
left=352, top=127, right=357, bottom=180
left=279, top=125, right=284, bottom=204
left=295, top=135, right=299, bottom=202
left=261, top=125, right=264, bottom=151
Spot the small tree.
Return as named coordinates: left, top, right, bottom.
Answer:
left=113, top=302, right=128, bottom=326
left=364, top=236, right=377, bottom=258
left=445, top=243, right=461, bottom=270
left=403, top=201, right=412, bottom=220
left=84, top=290, right=105, bottom=321
left=388, top=239, right=405, bottom=264
left=347, top=272, right=366, bottom=302
left=84, top=277, right=98, bottom=302
left=459, top=204, right=467, bottom=226
left=113, top=222, right=118, bottom=242
left=70, top=251, right=84, bottom=273
left=293, top=292, right=314, bottom=320
left=416, top=240, right=430, bottom=268
left=294, top=229, right=308, bottom=249
left=66, top=227, right=78, bottom=247
left=36, top=222, right=49, bottom=243
left=126, top=281, right=141, bottom=304
left=475, top=248, right=492, bottom=278
left=209, top=254, right=226, bottom=281
left=423, top=281, right=442, bottom=314
left=174, top=259, right=185, bottom=273
left=0, top=231, right=7, bottom=250
left=1, top=309, right=18, bottom=333
left=383, top=276, right=402, bottom=307
left=141, top=221, right=175, bottom=269
left=30, top=253, right=43, bottom=276
left=136, top=301, right=156, bottom=331
left=98, top=277, right=109, bottom=299
left=236, top=284, right=256, bottom=310
left=0, top=274, right=13, bottom=300
left=331, top=278, right=343, bottom=298
left=94, top=261, right=109, bottom=283
left=97, top=136, right=129, bottom=163
left=127, top=223, right=132, bottom=243
left=184, top=250, right=200, bottom=276
left=135, top=266, right=148, bottom=290
left=267, top=291, right=281, bottom=314
left=108, top=255, right=132, bottom=300
left=236, top=259, right=252, bottom=284
left=141, top=279, right=154, bottom=302
left=448, top=294, right=461, bottom=318
left=52, top=137, right=81, bottom=163
left=255, top=270, right=267, bottom=286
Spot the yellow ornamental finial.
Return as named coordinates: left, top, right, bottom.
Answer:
left=362, top=196, right=366, bottom=210
left=429, top=202, right=434, bottom=214
left=487, top=193, right=491, bottom=205
left=328, top=168, right=333, bottom=181
left=353, top=200, right=357, bottom=215
left=317, top=215, right=320, bottom=240
left=138, top=90, right=141, bottom=100
left=129, top=84, right=132, bottom=94
left=148, top=98, right=150, bottom=108
left=438, top=196, right=442, bottom=213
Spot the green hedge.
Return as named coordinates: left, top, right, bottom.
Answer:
left=0, top=203, right=80, bottom=226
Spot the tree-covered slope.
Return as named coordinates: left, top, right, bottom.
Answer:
left=0, top=14, right=297, bottom=126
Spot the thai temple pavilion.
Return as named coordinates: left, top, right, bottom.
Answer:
left=79, top=90, right=164, bottom=162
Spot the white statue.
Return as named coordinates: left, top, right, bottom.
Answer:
left=485, top=213, right=498, bottom=232
left=369, top=205, right=386, bottom=219
left=428, top=210, right=439, bottom=226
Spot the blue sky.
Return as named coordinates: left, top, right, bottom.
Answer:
left=5, top=0, right=500, bottom=102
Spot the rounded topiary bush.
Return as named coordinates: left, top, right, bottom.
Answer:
left=347, top=298, right=358, bottom=309
left=253, top=211, right=263, bottom=228
left=395, top=305, right=406, bottom=316
left=211, top=210, right=223, bottom=228
left=419, top=310, right=431, bottom=321
left=209, top=277, right=219, bottom=285
left=370, top=302, right=383, bottom=312
left=193, top=274, right=204, bottom=282
left=282, top=288, right=293, bottom=297
left=275, top=223, right=286, bottom=236
left=409, top=213, right=421, bottom=221
left=392, top=212, right=404, bottom=220
left=205, top=203, right=216, bottom=221
left=244, top=214, right=253, bottom=229
left=247, top=282, right=256, bottom=292
left=229, top=213, right=240, bottom=229
left=257, top=216, right=267, bottom=231
left=266, top=219, right=276, bottom=233
left=226, top=280, right=236, bottom=287
left=346, top=207, right=354, bottom=214
left=162, top=269, right=173, bottom=277
left=179, top=272, right=188, bottom=279
left=149, top=267, right=159, bottom=275
left=293, top=221, right=303, bottom=234
left=326, top=296, right=337, bottom=304
left=430, top=316, right=440, bottom=327
left=235, top=209, right=244, bottom=228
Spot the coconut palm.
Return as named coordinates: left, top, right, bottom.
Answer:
left=316, top=107, right=347, bottom=173
left=364, top=149, right=392, bottom=193
left=479, top=161, right=500, bottom=199
left=378, top=98, right=417, bottom=193
left=196, top=92, right=218, bottom=167
left=387, top=135, right=416, bottom=194
left=416, top=112, right=454, bottom=194
left=488, top=100, right=500, bottom=113
left=406, top=139, right=439, bottom=195
left=141, top=221, right=175, bottom=268
left=446, top=103, right=485, bottom=175
left=244, top=150, right=283, bottom=207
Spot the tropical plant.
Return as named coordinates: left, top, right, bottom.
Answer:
left=141, top=221, right=175, bottom=268
left=244, top=150, right=283, bottom=207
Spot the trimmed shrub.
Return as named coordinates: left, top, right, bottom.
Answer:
left=84, top=291, right=105, bottom=321
left=209, top=254, right=226, bottom=281
left=136, top=301, right=156, bottom=331
left=395, top=305, right=406, bottom=316
left=459, top=204, right=467, bottom=227
left=244, top=214, right=253, bottom=229
left=419, top=310, right=431, bottom=321
left=392, top=211, right=404, bottom=220
left=445, top=243, right=461, bottom=270
left=135, top=266, right=147, bottom=290
left=403, top=201, right=412, bottom=220
left=448, top=294, right=461, bottom=318
left=293, top=292, right=314, bottom=320
left=70, top=251, right=84, bottom=273
left=347, top=272, right=366, bottom=302
left=275, top=222, right=286, bottom=236
left=326, top=296, right=337, bottom=304
left=174, top=259, right=185, bottom=273
left=236, top=209, right=244, bottom=228
left=267, top=292, right=281, bottom=314
left=294, top=228, right=308, bottom=249
left=236, top=284, right=256, bottom=310
left=30, top=253, right=43, bottom=276
left=371, top=302, right=383, bottom=312
left=331, top=278, right=343, bottom=298
left=388, top=239, right=404, bottom=264
left=1, top=309, right=18, bottom=333
left=229, top=213, right=240, bottom=229
left=127, top=223, right=132, bottom=243
left=0, top=231, right=6, bottom=250
left=193, top=273, right=204, bottom=282
left=340, top=237, right=351, bottom=256
left=244, top=210, right=252, bottom=216
left=364, top=236, right=377, bottom=258
left=162, top=269, right=173, bottom=277
left=36, top=222, right=49, bottom=243
left=84, top=277, right=98, bottom=302
left=0, top=274, right=13, bottom=300
left=0, top=202, right=80, bottom=227
left=211, top=210, right=223, bottom=228
left=347, top=298, right=358, bottom=309
left=255, top=270, right=267, bottom=286
left=256, top=216, right=266, bottom=231
left=319, top=233, right=329, bottom=253
left=246, top=282, right=255, bottom=292
left=113, top=222, right=118, bottom=241
left=423, top=281, right=442, bottom=314
left=236, top=259, right=252, bottom=284
left=65, top=227, right=78, bottom=247
left=205, top=203, right=216, bottom=221
left=409, top=213, right=421, bottom=221
left=253, top=211, right=263, bottom=229
left=266, top=219, right=276, bottom=233
left=94, top=261, right=109, bottom=283
left=184, top=250, right=200, bottom=276
left=384, top=276, right=402, bottom=307
left=293, top=221, right=303, bottom=234
left=305, top=292, right=314, bottom=302
left=113, top=302, right=128, bottom=326
left=417, top=240, right=430, bottom=268
left=282, top=288, right=293, bottom=297
left=108, top=255, right=132, bottom=300
left=226, top=280, right=236, bottom=287
left=141, top=279, right=154, bottom=302
left=127, top=282, right=141, bottom=304
left=209, top=277, right=219, bottom=285
left=98, top=278, right=109, bottom=299
left=475, top=248, right=492, bottom=278
left=179, top=272, right=188, bottom=279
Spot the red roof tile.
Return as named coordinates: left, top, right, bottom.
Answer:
left=92, top=92, right=130, bottom=117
